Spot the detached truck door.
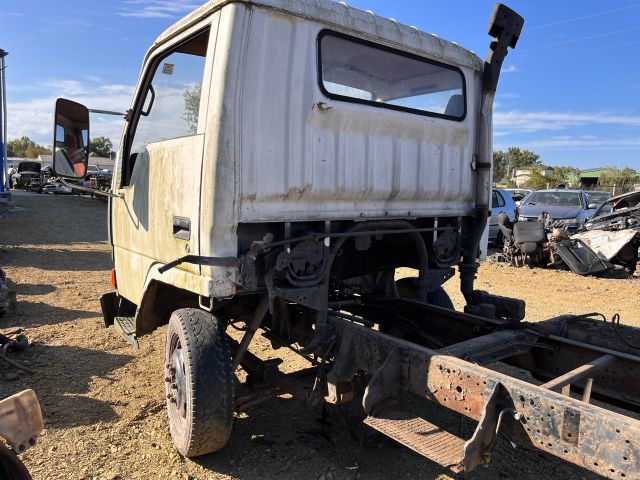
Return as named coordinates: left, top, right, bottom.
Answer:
left=111, top=27, right=213, bottom=305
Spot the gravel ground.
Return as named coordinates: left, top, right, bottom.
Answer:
left=0, top=192, right=637, bottom=480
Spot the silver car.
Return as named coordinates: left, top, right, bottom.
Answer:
left=489, top=188, right=518, bottom=243
left=518, top=189, right=596, bottom=231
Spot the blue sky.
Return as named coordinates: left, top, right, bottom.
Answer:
left=1, top=0, right=639, bottom=169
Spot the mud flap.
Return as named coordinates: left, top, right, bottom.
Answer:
left=99, top=291, right=118, bottom=327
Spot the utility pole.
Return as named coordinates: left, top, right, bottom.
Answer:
left=0, top=48, right=10, bottom=200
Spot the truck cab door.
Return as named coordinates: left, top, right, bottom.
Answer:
left=111, top=28, right=212, bottom=305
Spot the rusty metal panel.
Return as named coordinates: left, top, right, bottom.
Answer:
left=333, top=319, right=640, bottom=479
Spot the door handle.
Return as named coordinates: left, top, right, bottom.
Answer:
left=172, top=217, right=190, bottom=240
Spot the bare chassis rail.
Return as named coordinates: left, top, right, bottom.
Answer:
left=322, top=302, right=640, bottom=479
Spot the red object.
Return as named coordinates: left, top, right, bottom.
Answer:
left=110, top=269, right=117, bottom=289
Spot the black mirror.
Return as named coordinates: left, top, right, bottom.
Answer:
left=53, top=98, right=90, bottom=179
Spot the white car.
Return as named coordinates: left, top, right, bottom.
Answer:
left=42, top=182, right=73, bottom=195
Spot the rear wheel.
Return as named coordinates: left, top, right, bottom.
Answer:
left=165, top=308, right=233, bottom=457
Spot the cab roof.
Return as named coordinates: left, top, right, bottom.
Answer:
left=152, top=0, right=484, bottom=72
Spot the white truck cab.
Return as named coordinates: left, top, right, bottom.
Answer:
left=52, top=2, right=613, bottom=476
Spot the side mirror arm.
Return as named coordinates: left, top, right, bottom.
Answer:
left=58, top=177, right=123, bottom=199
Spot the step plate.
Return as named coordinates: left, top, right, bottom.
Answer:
left=364, top=410, right=465, bottom=472
left=114, top=317, right=138, bottom=348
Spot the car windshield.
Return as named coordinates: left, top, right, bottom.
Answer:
left=587, top=192, right=610, bottom=204
left=524, top=191, right=582, bottom=207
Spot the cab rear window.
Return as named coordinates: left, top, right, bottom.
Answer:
left=318, top=31, right=466, bottom=120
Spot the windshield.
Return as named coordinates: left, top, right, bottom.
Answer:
left=524, top=191, right=583, bottom=207
left=319, top=32, right=465, bottom=118
left=587, top=192, right=611, bottom=204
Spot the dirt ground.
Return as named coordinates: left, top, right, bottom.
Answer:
left=0, top=192, right=637, bottom=480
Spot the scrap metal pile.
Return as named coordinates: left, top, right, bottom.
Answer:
left=495, top=212, right=616, bottom=276
left=493, top=190, right=640, bottom=276
left=573, top=190, right=640, bottom=275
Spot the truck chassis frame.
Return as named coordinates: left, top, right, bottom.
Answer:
left=234, top=299, right=640, bottom=478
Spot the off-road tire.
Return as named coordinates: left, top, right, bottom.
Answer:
left=165, top=308, right=233, bottom=457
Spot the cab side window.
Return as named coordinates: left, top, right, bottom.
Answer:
left=122, top=29, right=210, bottom=186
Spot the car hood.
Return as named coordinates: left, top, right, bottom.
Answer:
left=519, top=205, right=582, bottom=219
left=17, top=162, right=41, bottom=173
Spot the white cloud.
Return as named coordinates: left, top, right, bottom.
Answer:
left=494, top=110, right=640, bottom=133
left=119, top=0, right=201, bottom=19
left=519, top=136, right=640, bottom=150
left=0, top=12, right=23, bottom=17
left=501, top=65, right=518, bottom=73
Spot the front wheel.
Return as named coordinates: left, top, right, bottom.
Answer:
left=165, top=308, right=234, bottom=457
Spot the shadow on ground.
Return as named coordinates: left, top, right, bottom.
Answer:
left=5, top=300, right=98, bottom=327
left=0, top=192, right=108, bottom=245
left=1, top=247, right=111, bottom=271
left=11, top=283, right=57, bottom=295
left=190, top=393, right=602, bottom=480
left=0, top=343, right=134, bottom=428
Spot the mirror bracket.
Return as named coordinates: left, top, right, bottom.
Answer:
left=58, top=178, right=123, bottom=199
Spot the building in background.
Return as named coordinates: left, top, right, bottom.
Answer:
left=512, top=166, right=554, bottom=187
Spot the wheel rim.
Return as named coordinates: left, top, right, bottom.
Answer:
left=167, top=335, right=188, bottom=419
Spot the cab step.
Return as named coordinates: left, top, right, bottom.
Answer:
left=114, top=316, right=138, bottom=349
left=364, top=409, right=465, bottom=472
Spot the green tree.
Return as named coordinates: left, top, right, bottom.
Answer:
left=182, top=83, right=201, bottom=134
left=493, top=147, right=542, bottom=184
left=550, top=166, right=581, bottom=187
left=522, top=165, right=582, bottom=190
left=6, top=136, right=51, bottom=158
left=89, top=136, right=114, bottom=158
left=598, top=167, right=639, bottom=194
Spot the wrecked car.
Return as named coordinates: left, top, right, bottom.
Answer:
left=573, top=189, right=640, bottom=274
left=497, top=212, right=613, bottom=275
left=11, top=162, right=42, bottom=190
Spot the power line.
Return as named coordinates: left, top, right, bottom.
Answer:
left=527, top=3, right=640, bottom=31
left=516, top=39, right=640, bottom=65
left=518, top=26, right=640, bottom=55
